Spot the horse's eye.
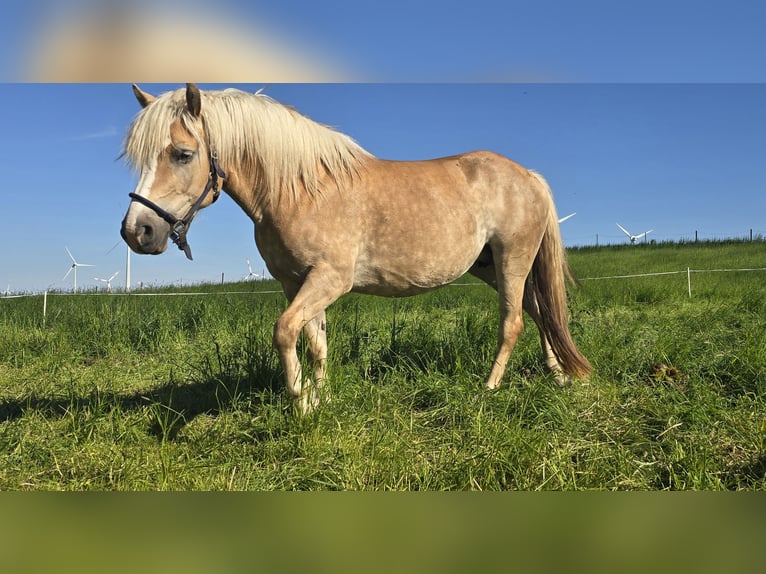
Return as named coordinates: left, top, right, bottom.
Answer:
left=172, top=149, right=195, bottom=164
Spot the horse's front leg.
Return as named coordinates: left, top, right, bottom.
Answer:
left=273, top=268, right=349, bottom=414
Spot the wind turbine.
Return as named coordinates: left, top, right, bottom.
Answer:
left=243, top=259, right=263, bottom=281
left=94, top=271, right=119, bottom=293
left=559, top=212, right=576, bottom=223
left=62, top=247, right=95, bottom=292
left=108, top=239, right=134, bottom=293
left=125, top=244, right=131, bottom=293
left=616, top=223, right=653, bottom=244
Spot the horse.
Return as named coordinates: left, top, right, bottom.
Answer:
left=120, top=83, right=591, bottom=414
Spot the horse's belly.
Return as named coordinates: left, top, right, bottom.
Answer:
left=351, top=242, right=482, bottom=297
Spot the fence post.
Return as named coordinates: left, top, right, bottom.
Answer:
left=43, top=291, right=48, bottom=324
left=687, top=268, right=691, bottom=298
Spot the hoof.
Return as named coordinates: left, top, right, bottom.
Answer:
left=294, top=379, right=322, bottom=415
left=553, top=372, right=573, bottom=388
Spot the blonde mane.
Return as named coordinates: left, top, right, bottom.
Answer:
left=123, top=87, right=373, bottom=201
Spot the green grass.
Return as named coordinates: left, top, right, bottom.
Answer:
left=0, top=241, right=765, bottom=490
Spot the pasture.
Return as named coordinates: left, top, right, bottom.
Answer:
left=0, top=240, right=764, bottom=490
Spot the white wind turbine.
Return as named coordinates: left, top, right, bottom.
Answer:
left=94, top=271, right=119, bottom=293
left=616, top=223, right=653, bottom=244
left=243, top=259, right=264, bottom=281
left=62, top=247, right=95, bottom=292
left=108, top=240, right=133, bottom=293
left=559, top=212, right=576, bottom=223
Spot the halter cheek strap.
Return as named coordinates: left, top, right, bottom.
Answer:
left=129, top=153, right=226, bottom=261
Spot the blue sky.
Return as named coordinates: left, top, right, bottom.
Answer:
left=0, top=83, right=764, bottom=293
left=249, top=0, right=766, bottom=82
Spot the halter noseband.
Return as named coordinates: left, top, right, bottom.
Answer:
left=128, top=152, right=226, bottom=260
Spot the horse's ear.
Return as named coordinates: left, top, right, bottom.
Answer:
left=132, top=84, right=156, bottom=108
left=186, top=83, right=202, bottom=117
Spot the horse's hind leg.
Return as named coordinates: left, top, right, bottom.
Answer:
left=469, top=248, right=568, bottom=386
left=484, top=250, right=533, bottom=390
left=302, top=309, right=328, bottom=408
left=522, top=287, right=571, bottom=386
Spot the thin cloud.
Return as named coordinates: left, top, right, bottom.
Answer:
left=70, top=125, right=119, bottom=141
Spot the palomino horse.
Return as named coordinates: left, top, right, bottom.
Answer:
left=120, top=84, right=591, bottom=413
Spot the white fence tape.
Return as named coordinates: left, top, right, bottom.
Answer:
left=580, top=266, right=766, bottom=298
left=1, top=289, right=284, bottom=299
left=2, top=266, right=766, bottom=307
left=580, top=267, right=766, bottom=281
left=580, top=270, right=686, bottom=280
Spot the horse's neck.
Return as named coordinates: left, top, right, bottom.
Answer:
left=221, top=168, right=270, bottom=223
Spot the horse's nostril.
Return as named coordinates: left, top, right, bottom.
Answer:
left=137, top=224, right=154, bottom=241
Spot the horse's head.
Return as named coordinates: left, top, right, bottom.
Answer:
left=120, top=83, right=224, bottom=260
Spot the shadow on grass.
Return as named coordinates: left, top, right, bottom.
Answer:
left=726, top=453, right=766, bottom=489
left=0, top=345, right=286, bottom=442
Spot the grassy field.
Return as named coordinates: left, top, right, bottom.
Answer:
left=0, top=240, right=764, bottom=490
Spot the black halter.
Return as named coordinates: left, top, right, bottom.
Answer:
left=128, top=152, right=226, bottom=260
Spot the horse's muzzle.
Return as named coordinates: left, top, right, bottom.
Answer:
left=121, top=213, right=169, bottom=255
